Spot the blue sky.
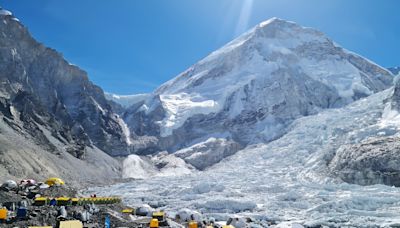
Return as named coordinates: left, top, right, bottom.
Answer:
left=1, top=0, right=399, bottom=94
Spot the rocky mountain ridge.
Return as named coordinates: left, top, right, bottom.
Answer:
left=0, top=8, right=128, bottom=185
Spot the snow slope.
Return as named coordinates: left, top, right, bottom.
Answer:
left=89, top=89, right=400, bottom=226
left=105, top=92, right=151, bottom=108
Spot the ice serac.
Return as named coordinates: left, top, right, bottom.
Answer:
left=122, top=153, right=195, bottom=179
left=123, top=18, right=393, bottom=166
left=0, top=9, right=129, bottom=183
left=174, top=138, right=242, bottom=170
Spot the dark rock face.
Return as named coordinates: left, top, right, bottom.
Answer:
left=122, top=95, right=165, bottom=155
left=0, top=14, right=129, bottom=157
left=329, top=137, right=400, bottom=186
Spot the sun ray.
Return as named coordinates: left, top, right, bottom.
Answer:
left=234, top=0, right=254, bottom=36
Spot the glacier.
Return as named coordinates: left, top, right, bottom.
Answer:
left=89, top=88, right=400, bottom=227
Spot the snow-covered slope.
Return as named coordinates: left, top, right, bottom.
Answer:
left=122, top=18, right=393, bottom=168
left=105, top=92, right=151, bottom=108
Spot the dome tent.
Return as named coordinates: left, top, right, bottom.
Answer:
left=45, top=177, right=65, bottom=186
left=1, top=180, right=18, bottom=191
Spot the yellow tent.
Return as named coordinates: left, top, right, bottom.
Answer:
left=152, top=211, right=165, bottom=220
left=71, top=198, right=79, bottom=206
left=59, top=220, right=83, bottom=228
left=122, top=208, right=134, bottom=214
left=0, top=208, right=7, bottom=220
left=150, top=219, right=159, bottom=228
left=45, top=177, right=65, bottom=186
left=189, top=221, right=198, bottom=228
left=34, top=197, right=48, bottom=206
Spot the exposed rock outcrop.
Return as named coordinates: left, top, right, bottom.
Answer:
left=329, top=136, right=400, bottom=186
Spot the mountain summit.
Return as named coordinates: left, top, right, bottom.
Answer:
left=120, top=18, right=393, bottom=170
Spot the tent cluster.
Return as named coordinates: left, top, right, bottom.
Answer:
left=1, top=178, right=64, bottom=193
left=0, top=177, right=72, bottom=226
left=1, top=178, right=290, bottom=227
left=0, top=177, right=141, bottom=227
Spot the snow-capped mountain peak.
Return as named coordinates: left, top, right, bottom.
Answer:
left=259, top=16, right=283, bottom=26
left=156, top=17, right=390, bottom=99
left=123, top=17, right=393, bottom=162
